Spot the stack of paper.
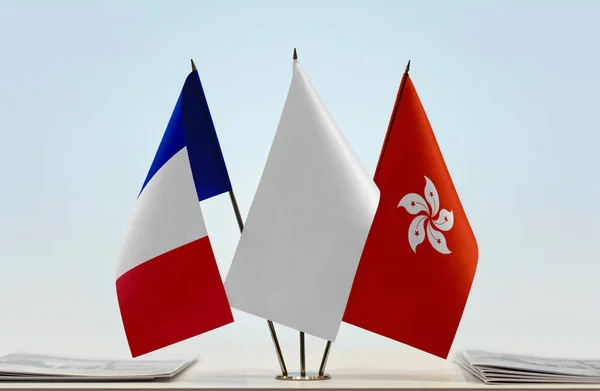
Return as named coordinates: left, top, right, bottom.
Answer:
left=455, top=350, right=600, bottom=384
left=0, top=352, right=194, bottom=381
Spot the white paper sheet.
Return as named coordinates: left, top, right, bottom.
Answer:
left=0, top=352, right=194, bottom=381
left=455, top=350, right=600, bottom=384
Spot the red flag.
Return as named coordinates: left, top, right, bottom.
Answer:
left=343, top=65, right=478, bottom=359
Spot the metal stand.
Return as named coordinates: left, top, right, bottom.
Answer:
left=276, top=372, right=331, bottom=381
left=274, top=331, right=331, bottom=381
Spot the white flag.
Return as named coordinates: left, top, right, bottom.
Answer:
left=224, top=58, right=380, bottom=341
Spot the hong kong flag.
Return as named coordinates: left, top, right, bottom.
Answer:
left=343, top=62, right=478, bottom=359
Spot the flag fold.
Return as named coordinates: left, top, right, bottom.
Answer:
left=224, top=59, right=380, bottom=342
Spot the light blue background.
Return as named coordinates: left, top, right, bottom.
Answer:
left=1, top=0, right=599, bottom=363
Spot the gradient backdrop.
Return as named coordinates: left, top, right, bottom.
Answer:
left=1, top=0, right=599, bottom=364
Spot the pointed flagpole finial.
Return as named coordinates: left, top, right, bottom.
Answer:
left=293, top=48, right=298, bottom=60
left=191, top=59, right=197, bottom=71
left=405, top=59, right=411, bottom=73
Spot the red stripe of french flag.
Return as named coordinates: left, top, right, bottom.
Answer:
left=116, top=148, right=233, bottom=357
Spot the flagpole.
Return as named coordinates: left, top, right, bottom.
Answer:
left=373, top=59, right=411, bottom=181
left=292, top=45, right=308, bottom=378
left=293, top=48, right=308, bottom=380
left=228, top=188, right=288, bottom=377
left=317, top=340, right=331, bottom=376
left=190, top=59, right=288, bottom=377
left=314, top=59, right=412, bottom=378
left=300, top=331, right=306, bottom=377
left=276, top=48, right=332, bottom=381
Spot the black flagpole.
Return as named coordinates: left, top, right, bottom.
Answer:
left=373, top=59, right=411, bottom=180
left=291, top=48, right=308, bottom=379
left=191, top=59, right=288, bottom=377
left=316, top=59, right=412, bottom=377
left=227, top=188, right=288, bottom=377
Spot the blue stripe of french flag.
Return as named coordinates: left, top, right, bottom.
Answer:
left=116, top=67, right=234, bottom=357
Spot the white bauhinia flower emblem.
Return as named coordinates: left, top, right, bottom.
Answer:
left=398, top=176, right=454, bottom=254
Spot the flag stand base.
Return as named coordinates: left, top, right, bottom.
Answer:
left=275, top=372, right=331, bottom=381
left=273, top=331, right=332, bottom=381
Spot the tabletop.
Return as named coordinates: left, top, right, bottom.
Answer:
left=1, top=347, right=599, bottom=391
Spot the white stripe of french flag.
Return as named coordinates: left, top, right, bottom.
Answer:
left=116, top=68, right=234, bottom=357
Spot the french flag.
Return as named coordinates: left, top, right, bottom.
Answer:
left=116, top=65, right=234, bottom=357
